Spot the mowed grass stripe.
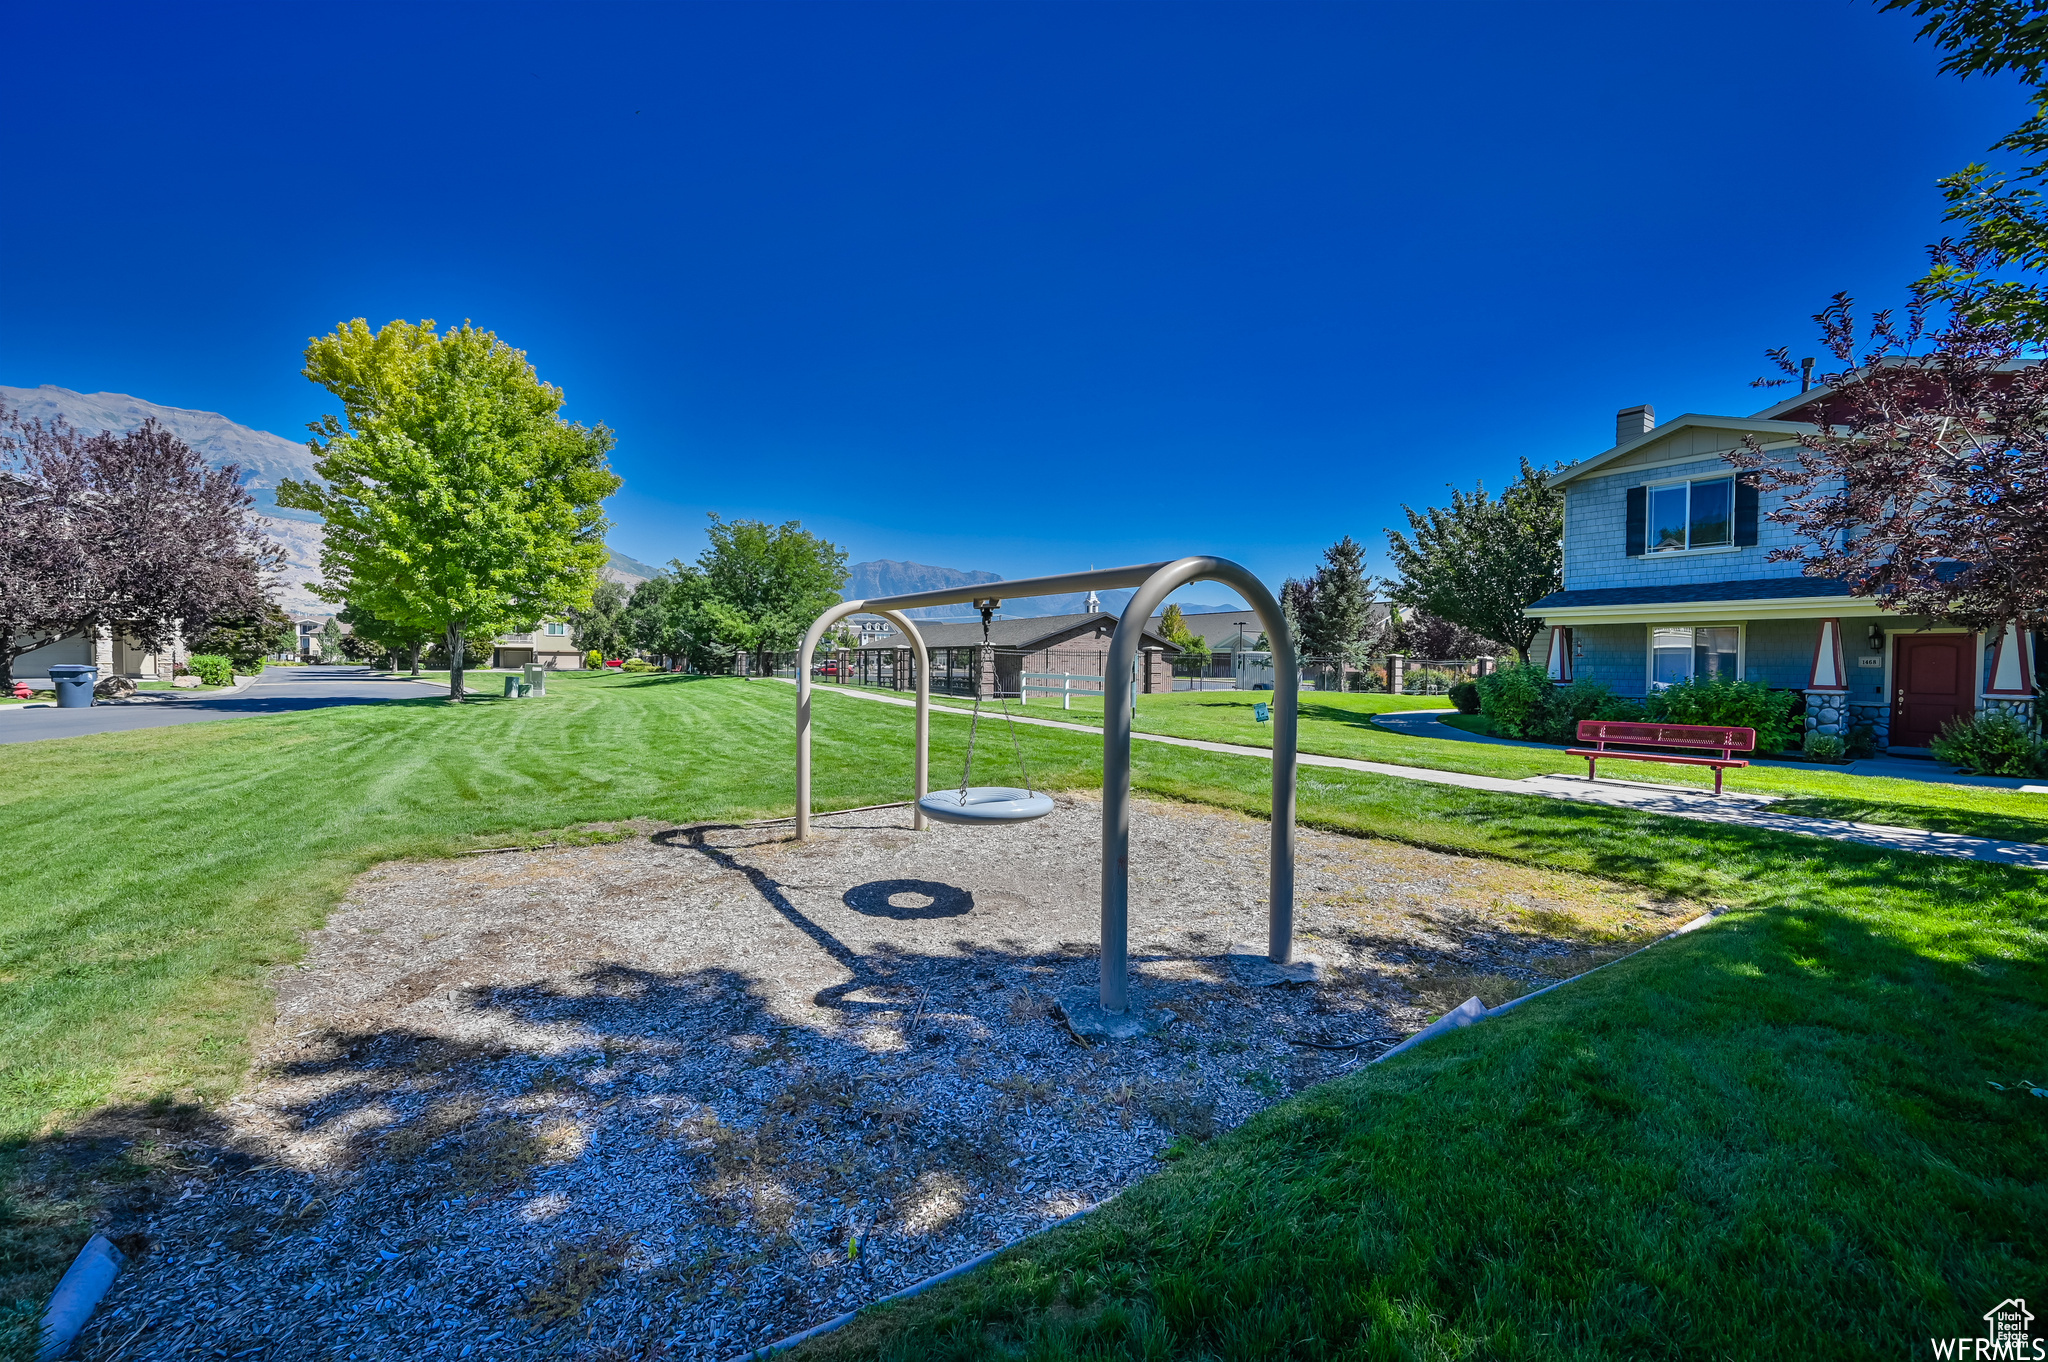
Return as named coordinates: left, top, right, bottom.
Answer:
left=0, top=671, right=2042, bottom=1357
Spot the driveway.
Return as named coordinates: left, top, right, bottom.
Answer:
left=0, top=666, right=448, bottom=745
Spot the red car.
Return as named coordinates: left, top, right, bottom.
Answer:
left=815, top=660, right=844, bottom=676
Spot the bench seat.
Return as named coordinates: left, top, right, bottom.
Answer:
left=1569, top=720, right=1758, bottom=795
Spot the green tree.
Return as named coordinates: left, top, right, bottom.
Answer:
left=318, top=617, right=343, bottom=660
left=622, top=575, right=676, bottom=660
left=1157, top=604, right=1210, bottom=666
left=571, top=578, right=631, bottom=660
left=1881, top=1, right=2048, bottom=335
left=335, top=603, right=435, bottom=673
left=664, top=515, right=847, bottom=673
left=1384, top=458, right=1560, bottom=664
left=1299, top=535, right=1377, bottom=660
left=279, top=319, right=621, bottom=700
left=191, top=601, right=295, bottom=674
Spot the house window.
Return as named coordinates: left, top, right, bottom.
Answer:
left=1650, top=626, right=1741, bottom=688
left=1648, top=476, right=1734, bottom=552
left=545, top=622, right=566, bottom=636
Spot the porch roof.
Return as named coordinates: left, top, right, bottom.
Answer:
left=1526, top=576, right=1878, bottom=625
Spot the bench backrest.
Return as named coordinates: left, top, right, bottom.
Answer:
left=1576, top=720, right=1756, bottom=753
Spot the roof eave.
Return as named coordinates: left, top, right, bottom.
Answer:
left=1546, top=415, right=1816, bottom=488
left=1526, top=595, right=1882, bottom=624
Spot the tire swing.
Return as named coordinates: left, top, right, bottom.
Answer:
left=917, top=602, right=1057, bottom=826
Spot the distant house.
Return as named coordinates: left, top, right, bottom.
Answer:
left=852, top=611, right=1182, bottom=697
left=490, top=619, right=580, bottom=670
left=1527, top=393, right=2038, bottom=751
left=12, top=627, right=188, bottom=686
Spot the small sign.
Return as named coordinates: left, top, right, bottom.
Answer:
left=1253, top=702, right=1270, bottom=723
left=1857, top=655, right=1883, bottom=668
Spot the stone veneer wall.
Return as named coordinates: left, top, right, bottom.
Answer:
left=1809, top=692, right=2037, bottom=748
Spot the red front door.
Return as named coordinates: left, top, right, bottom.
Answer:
left=1892, top=634, right=1974, bottom=747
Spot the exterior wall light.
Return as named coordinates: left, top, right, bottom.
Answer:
left=1867, top=625, right=1885, bottom=653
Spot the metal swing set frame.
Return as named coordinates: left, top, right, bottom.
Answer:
left=794, top=556, right=1308, bottom=1037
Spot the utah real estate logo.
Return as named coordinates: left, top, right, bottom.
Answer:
left=1933, top=1299, right=2038, bottom=1359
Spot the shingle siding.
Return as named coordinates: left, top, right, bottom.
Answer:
left=1563, top=454, right=1807, bottom=591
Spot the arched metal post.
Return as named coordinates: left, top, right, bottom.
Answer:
left=1062, top=556, right=1305, bottom=1037
left=796, top=602, right=929, bottom=839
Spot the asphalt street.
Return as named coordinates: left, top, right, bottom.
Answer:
left=0, top=665, right=449, bottom=745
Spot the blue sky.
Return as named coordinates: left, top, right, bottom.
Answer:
left=0, top=0, right=2028, bottom=605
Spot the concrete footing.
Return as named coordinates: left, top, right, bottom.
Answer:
left=1057, top=988, right=1171, bottom=1040
left=1226, top=943, right=1325, bottom=986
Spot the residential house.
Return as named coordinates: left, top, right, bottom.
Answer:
left=490, top=619, right=580, bottom=670
left=848, top=611, right=1183, bottom=697
left=1526, top=397, right=2036, bottom=752
left=12, top=627, right=187, bottom=686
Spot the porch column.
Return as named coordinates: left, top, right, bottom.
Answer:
left=1543, top=627, right=1572, bottom=682
left=1982, top=623, right=2037, bottom=724
left=1803, top=618, right=1850, bottom=743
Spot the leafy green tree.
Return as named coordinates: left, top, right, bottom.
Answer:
left=192, top=601, right=296, bottom=674
left=279, top=319, right=621, bottom=700
left=622, top=575, right=685, bottom=662
left=1156, top=604, right=1210, bottom=665
left=1881, top=1, right=2048, bottom=335
left=1384, top=458, right=1560, bottom=664
left=664, top=515, right=847, bottom=673
left=335, top=603, right=435, bottom=673
left=571, top=578, right=631, bottom=660
left=318, top=618, right=343, bottom=660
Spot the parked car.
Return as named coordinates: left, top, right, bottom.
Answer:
left=815, top=660, right=844, bottom=676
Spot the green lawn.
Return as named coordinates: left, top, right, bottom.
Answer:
left=892, top=685, right=2048, bottom=845
left=1, top=671, right=2043, bottom=1357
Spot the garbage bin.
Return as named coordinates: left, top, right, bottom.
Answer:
left=503, top=674, right=520, bottom=698
left=523, top=663, right=546, bottom=697
left=48, top=664, right=98, bottom=708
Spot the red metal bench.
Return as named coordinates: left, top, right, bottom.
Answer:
left=1566, top=720, right=1757, bottom=795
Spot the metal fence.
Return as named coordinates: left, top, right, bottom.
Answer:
left=745, top=645, right=1504, bottom=697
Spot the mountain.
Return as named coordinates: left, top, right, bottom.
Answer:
left=604, top=549, right=666, bottom=587
left=842, top=558, right=1246, bottom=619
left=1, top=385, right=670, bottom=616
left=843, top=560, right=1001, bottom=618
left=1, top=384, right=331, bottom=615
left=0, top=384, right=319, bottom=493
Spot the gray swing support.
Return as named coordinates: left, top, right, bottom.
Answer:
left=794, top=556, right=1306, bottom=1037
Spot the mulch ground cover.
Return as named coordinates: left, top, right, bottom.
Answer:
left=63, top=796, right=1696, bottom=1361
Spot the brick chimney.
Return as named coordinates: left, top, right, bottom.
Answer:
left=1615, top=404, right=1655, bottom=445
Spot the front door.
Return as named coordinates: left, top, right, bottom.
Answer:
left=1892, top=633, right=1974, bottom=747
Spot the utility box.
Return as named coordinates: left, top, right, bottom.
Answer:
left=523, top=663, right=546, bottom=696
left=48, top=664, right=98, bottom=708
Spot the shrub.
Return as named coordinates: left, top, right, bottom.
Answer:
left=1929, top=708, right=2047, bottom=776
left=1803, top=732, right=1848, bottom=763
left=1845, top=723, right=1879, bottom=760
left=586, top=651, right=604, bottom=668
left=619, top=658, right=656, bottom=673
left=1346, top=669, right=1383, bottom=693
left=1643, top=675, right=1800, bottom=753
left=1447, top=679, right=1481, bottom=714
left=1476, top=665, right=1641, bottom=743
left=186, top=654, right=233, bottom=687
left=1475, top=663, right=1556, bottom=739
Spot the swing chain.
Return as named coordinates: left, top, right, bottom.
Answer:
left=955, top=602, right=1034, bottom=799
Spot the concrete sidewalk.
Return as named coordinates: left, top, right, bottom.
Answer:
left=1371, top=707, right=2048, bottom=792
left=791, top=680, right=2048, bottom=870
